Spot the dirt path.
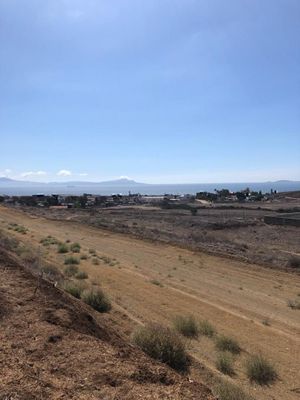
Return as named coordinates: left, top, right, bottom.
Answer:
left=1, top=205, right=299, bottom=400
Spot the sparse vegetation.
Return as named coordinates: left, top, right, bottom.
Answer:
left=82, top=288, right=111, bottom=312
left=64, top=264, right=79, bottom=277
left=89, top=248, right=96, bottom=255
left=70, top=242, right=81, bottom=253
left=213, top=381, right=253, bottom=400
left=150, top=279, right=163, bottom=287
left=132, top=323, right=188, bottom=371
left=40, top=235, right=59, bottom=246
left=64, top=256, right=80, bottom=266
left=216, top=352, right=235, bottom=376
left=80, top=254, right=88, bottom=260
left=173, top=315, right=199, bottom=338
left=9, top=223, right=28, bottom=234
left=41, top=264, right=61, bottom=280
left=75, top=270, right=88, bottom=279
left=215, top=335, right=241, bottom=354
left=198, top=319, right=215, bottom=337
left=63, top=282, right=84, bottom=299
left=57, top=243, right=69, bottom=253
left=92, top=258, right=100, bottom=265
left=245, top=354, right=277, bottom=385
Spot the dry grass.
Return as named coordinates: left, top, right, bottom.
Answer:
left=132, top=323, right=188, bottom=371
left=82, top=288, right=111, bottom=313
left=173, top=315, right=199, bottom=338
left=198, top=319, right=215, bottom=337
left=215, top=352, right=235, bottom=376
left=215, top=335, right=241, bottom=354
left=245, top=354, right=277, bottom=385
left=213, top=381, right=253, bottom=400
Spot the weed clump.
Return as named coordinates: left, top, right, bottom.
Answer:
left=57, top=243, right=69, bottom=253
left=198, top=319, right=215, bottom=337
left=287, top=299, right=300, bottom=310
left=63, top=282, right=84, bottom=299
left=82, top=288, right=111, bottom=313
left=173, top=315, right=199, bottom=338
left=216, top=352, right=235, bottom=376
left=64, top=264, right=79, bottom=277
left=132, top=323, right=189, bottom=371
left=75, top=271, right=88, bottom=280
left=70, top=242, right=81, bottom=253
left=215, top=335, right=241, bottom=354
left=245, top=354, right=277, bottom=385
left=213, top=381, right=253, bottom=400
left=64, top=256, right=80, bottom=266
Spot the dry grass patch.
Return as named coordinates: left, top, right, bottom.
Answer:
left=63, top=282, right=84, bottom=299
left=75, top=270, right=88, bottom=279
left=64, top=264, right=79, bottom=277
left=64, top=256, right=80, bottom=266
left=198, top=319, right=215, bottom=337
left=246, top=354, right=277, bottom=385
left=173, top=315, right=199, bottom=338
left=132, top=323, right=189, bottom=371
left=70, top=242, right=81, bottom=253
left=213, top=381, right=253, bottom=400
left=215, top=352, right=235, bottom=376
left=215, top=335, right=241, bottom=354
left=57, top=243, right=69, bottom=254
left=82, top=288, right=111, bottom=313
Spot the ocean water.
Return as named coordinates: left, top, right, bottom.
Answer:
left=1, top=181, right=300, bottom=196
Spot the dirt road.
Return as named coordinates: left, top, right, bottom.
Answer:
left=0, top=205, right=299, bottom=400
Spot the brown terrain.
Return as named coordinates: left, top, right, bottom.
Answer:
left=0, top=204, right=300, bottom=399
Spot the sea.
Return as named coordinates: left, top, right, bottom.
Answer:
left=1, top=181, right=300, bottom=196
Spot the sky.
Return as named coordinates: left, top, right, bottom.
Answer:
left=0, top=0, right=299, bottom=184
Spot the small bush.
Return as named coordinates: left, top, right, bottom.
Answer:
left=41, top=264, right=61, bottom=280
left=198, top=319, right=215, bottom=337
left=92, top=258, right=100, bottom=265
left=70, top=242, right=81, bottom=253
left=75, top=270, right=88, bottom=279
left=89, top=248, right=96, bottom=255
left=63, top=282, right=84, bottom=299
left=132, top=323, right=188, bottom=371
left=40, top=236, right=59, bottom=246
left=213, top=381, right=253, bottom=400
left=57, top=243, right=69, bottom=253
left=82, top=288, right=111, bottom=312
left=216, top=352, right=235, bottom=376
left=64, top=264, right=79, bottom=277
left=173, top=315, right=199, bottom=338
left=215, top=335, right=241, bottom=354
left=246, top=354, right=277, bottom=385
left=288, top=255, right=300, bottom=269
left=150, top=279, right=163, bottom=287
left=287, top=299, right=300, bottom=310
left=64, top=256, right=80, bottom=266
left=80, top=254, right=88, bottom=260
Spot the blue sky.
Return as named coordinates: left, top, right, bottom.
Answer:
left=0, top=0, right=299, bottom=183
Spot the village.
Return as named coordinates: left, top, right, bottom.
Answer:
left=0, top=188, right=278, bottom=209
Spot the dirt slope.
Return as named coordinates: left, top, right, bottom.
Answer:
left=0, top=247, right=214, bottom=399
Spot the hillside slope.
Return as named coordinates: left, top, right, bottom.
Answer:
left=0, top=247, right=214, bottom=400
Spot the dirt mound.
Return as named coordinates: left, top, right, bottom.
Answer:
left=0, top=247, right=214, bottom=400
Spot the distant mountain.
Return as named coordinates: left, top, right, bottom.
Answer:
left=0, top=177, right=146, bottom=186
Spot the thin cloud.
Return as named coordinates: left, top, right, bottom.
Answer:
left=57, top=169, right=72, bottom=177
left=79, top=173, right=88, bottom=177
left=20, top=171, right=47, bottom=178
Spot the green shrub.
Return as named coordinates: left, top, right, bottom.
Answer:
left=213, top=381, right=253, bottom=400
left=216, top=352, right=235, bottom=376
left=82, top=288, right=111, bottom=312
left=63, top=282, right=84, bottom=299
left=173, top=315, right=199, bottom=338
left=64, top=256, right=80, bottom=266
left=64, top=264, right=79, bottom=277
left=198, top=319, right=215, bottom=337
left=70, top=242, right=81, bottom=253
left=215, top=335, right=241, bottom=354
left=246, top=354, right=277, bottom=385
left=75, top=270, right=88, bottom=279
left=132, top=323, right=188, bottom=371
left=57, top=243, right=69, bottom=253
